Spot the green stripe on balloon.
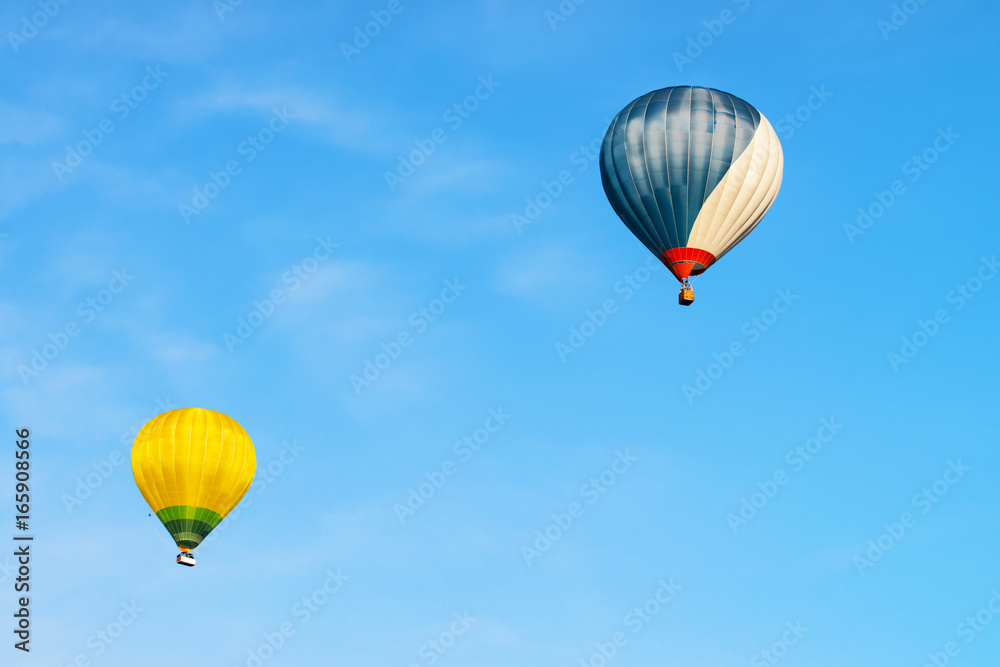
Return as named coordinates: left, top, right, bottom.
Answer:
left=156, top=506, right=224, bottom=551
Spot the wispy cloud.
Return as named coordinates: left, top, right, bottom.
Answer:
left=48, top=8, right=230, bottom=64
left=1, top=362, right=126, bottom=441
left=494, top=244, right=600, bottom=307
left=150, top=334, right=218, bottom=364
left=284, top=260, right=383, bottom=306
left=179, top=84, right=398, bottom=154
left=0, top=103, right=63, bottom=146
left=0, top=157, right=59, bottom=220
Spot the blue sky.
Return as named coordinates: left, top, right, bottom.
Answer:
left=1, top=0, right=998, bottom=665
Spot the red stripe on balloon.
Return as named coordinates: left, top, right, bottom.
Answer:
left=660, top=247, right=717, bottom=282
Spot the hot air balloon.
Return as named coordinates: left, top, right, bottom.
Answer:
left=131, top=408, right=256, bottom=567
left=600, top=86, right=783, bottom=305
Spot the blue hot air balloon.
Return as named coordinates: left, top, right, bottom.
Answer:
left=600, top=86, right=783, bottom=305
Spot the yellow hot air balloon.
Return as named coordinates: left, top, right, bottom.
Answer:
left=131, top=408, right=256, bottom=567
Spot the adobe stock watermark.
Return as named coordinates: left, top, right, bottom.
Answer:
left=843, top=127, right=959, bottom=243
left=385, top=75, right=502, bottom=192
left=350, top=278, right=467, bottom=395
left=556, top=256, right=666, bottom=363
left=727, top=417, right=843, bottom=534
left=51, top=66, right=169, bottom=183
left=578, top=578, right=682, bottom=667
left=17, top=269, right=135, bottom=385
left=544, top=0, right=588, bottom=31
left=56, top=601, right=144, bottom=667
left=886, top=255, right=997, bottom=372
left=521, top=450, right=639, bottom=566
left=853, top=459, right=970, bottom=575
left=214, top=0, right=246, bottom=21
left=201, top=439, right=305, bottom=555
left=672, top=0, right=752, bottom=73
left=394, top=408, right=511, bottom=524
left=921, top=589, right=1000, bottom=667
left=0, top=556, right=17, bottom=586
left=407, top=612, right=476, bottom=667
left=233, top=567, right=348, bottom=667
left=877, top=0, right=931, bottom=40
left=682, top=288, right=799, bottom=404
left=223, top=236, right=340, bottom=352
left=510, top=119, right=610, bottom=234
left=7, top=0, right=73, bottom=53
left=62, top=397, right=177, bottom=514
left=750, top=621, right=809, bottom=667
left=773, top=85, right=834, bottom=141
left=179, top=107, right=295, bottom=223
left=340, top=0, right=416, bottom=62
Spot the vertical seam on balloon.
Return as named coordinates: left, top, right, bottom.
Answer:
left=601, top=108, right=658, bottom=252
left=155, top=412, right=174, bottom=537
left=232, top=430, right=252, bottom=514
left=157, top=413, right=171, bottom=512
left=194, top=409, right=212, bottom=512
left=735, top=135, right=782, bottom=244
left=148, top=415, right=165, bottom=512
left=685, top=89, right=715, bottom=252
left=713, top=117, right=780, bottom=255
left=221, top=417, right=243, bottom=516
left=227, top=426, right=250, bottom=517
left=662, top=86, right=681, bottom=249
left=700, top=89, right=718, bottom=209
left=211, top=412, right=229, bottom=512
left=174, top=409, right=183, bottom=514
left=218, top=416, right=238, bottom=513
left=617, top=98, right=657, bottom=250
left=142, top=417, right=156, bottom=512
left=704, top=95, right=750, bottom=251
left=710, top=129, right=763, bottom=253
left=730, top=119, right=781, bottom=247
left=688, top=88, right=735, bottom=249
left=154, top=412, right=171, bottom=513
left=183, top=410, right=195, bottom=545
left=639, top=92, right=670, bottom=253
left=600, top=113, right=655, bottom=252
left=704, top=100, right=760, bottom=254
left=624, top=99, right=651, bottom=251
left=683, top=87, right=694, bottom=245
left=206, top=411, right=223, bottom=512
left=645, top=89, right=673, bottom=251
left=604, top=114, right=659, bottom=254
left=698, top=91, right=736, bottom=249
left=134, top=422, right=148, bottom=510
left=189, top=410, right=196, bottom=537
left=135, top=419, right=157, bottom=512
left=704, top=138, right=752, bottom=252
left=240, top=428, right=255, bottom=512
left=212, top=411, right=228, bottom=514
left=719, top=124, right=783, bottom=256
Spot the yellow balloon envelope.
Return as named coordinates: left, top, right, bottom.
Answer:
left=131, top=408, right=256, bottom=558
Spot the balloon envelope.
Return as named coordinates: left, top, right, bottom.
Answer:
left=600, top=86, right=783, bottom=282
left=131, top=408, right=256, bottom=554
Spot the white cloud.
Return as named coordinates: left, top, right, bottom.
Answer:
left=284, top=260, right=383, bottom=306
left=151, top=335, right=218, bottom=364
left=0, top=103, right=63, bottom=146
left=0, top=157, right=58, bottom=220
left=0, top=362, right=129, bottom=442
left=49, top=9, right=230, bottom=64
left=494, top=244, right=600, bottom=307
left=179, top=84, right=397, bottom=154
left=392, top=157, right=506, bottom=197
